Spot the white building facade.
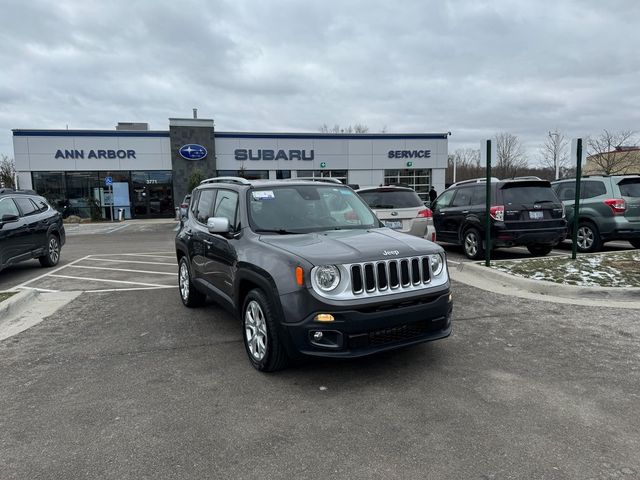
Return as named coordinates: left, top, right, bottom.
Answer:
left=12, top=119, right=448, bottom=219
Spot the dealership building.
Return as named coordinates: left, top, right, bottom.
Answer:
left=12, top=116, right=449, bottom=219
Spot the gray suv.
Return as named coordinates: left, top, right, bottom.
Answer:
left=551, top=175, right=640, bottom=252
left=175, top=177, right=452, bottom=371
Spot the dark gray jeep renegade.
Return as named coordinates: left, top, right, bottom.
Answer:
left=175, top=177, right=453, bottom=371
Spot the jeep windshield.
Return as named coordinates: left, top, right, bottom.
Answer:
left=248, top=185, right=379, bottom=234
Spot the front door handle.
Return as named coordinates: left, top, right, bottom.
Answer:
left=203, top=239, right=213, bottom=246
left=462, top=210, right=470, bottom=214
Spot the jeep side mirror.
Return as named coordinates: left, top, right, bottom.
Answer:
left=207, top=217, right=230, bottom=234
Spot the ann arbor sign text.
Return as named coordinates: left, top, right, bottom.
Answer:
left=55, top=149, right=137, bottom=159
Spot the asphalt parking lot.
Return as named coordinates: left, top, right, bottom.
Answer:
left=1, top=222, right=639, bottom=479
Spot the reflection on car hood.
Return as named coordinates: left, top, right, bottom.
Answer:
left=259, top=228, right=441, bottom=265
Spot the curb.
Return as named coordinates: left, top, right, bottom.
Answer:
left=450, top=261, right=640, bottom=307
left=0, top=289, right=38, bottom=318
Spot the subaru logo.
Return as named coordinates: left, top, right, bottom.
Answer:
left=179, top=144, right=207, bottom=160
left=390, top=211, right=398, bottom=216
left=382, top=250, right=400, bottom=256
left=534, top=204, right=542, bottom=209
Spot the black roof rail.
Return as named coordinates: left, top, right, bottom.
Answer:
left=0, top=188, right=38, bottom=195
left=287, top=177, right=343, bottom=184
left=199, top=176, right=252, bottom=186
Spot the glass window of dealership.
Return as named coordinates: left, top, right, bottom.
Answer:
left=13, top=123, right=447, bottom=219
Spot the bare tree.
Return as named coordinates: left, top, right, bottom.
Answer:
left=586, top=129, right=638, bottom=174
left=493, top=132, right=528, bottom=178
left=319, top=124, right=370, bottom=134
left=0, top=155, right=16, bottom=189
left=447, top=148, right=481, bottom=183
left=539, top=130, right=569, bottom=179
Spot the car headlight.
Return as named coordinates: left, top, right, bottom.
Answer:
left=429, top=253, right=445, bottom=277
left=314, top=265, right=341, bottom=291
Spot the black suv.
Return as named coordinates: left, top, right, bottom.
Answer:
left=0, top=188, right=65, bottom=272
left=431, top=178, right=567, bottom=259
left=551, top=175, right=640, bottom=252
left=175, top=177, right=452, bottom=371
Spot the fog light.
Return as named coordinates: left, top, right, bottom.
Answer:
left=313, top=331, right=323, bottom=341
left=315, top=313, right=335, bottom=322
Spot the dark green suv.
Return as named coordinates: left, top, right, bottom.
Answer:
left=551, top=175, right=640, bottom=252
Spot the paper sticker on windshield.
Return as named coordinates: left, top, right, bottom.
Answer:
left=252, top=190, right=275, bottom=200
left=339, top=190, right=351, bottom=195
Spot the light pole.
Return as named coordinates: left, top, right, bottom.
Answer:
left=549, top=131, right=560, bottom=180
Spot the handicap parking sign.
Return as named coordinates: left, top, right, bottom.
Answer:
left=105, top=176, right=113, bottom=187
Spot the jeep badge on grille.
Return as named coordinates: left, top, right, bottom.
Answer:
left=382, top=250, right=400, bottom=256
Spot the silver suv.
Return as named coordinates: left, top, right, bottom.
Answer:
left=356, top=186, right=436, bottom=242
left=551, top=175, right=640, bottom=252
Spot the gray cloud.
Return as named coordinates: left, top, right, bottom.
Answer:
left=1, top=0, right=639, bottom=160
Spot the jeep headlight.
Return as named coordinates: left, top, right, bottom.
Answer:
left=314, top=265, right=341, bottom=291
left=429, top=253, right=445, bottom=277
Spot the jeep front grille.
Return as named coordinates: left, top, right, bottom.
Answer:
left=350, top=257, right=431, bottom=295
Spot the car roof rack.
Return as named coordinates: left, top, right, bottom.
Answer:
left=0, top=187, right=38, bottom=195
left=286, top=177, right=343, bottom=184
left=505, top=176, right=543, bottom=181
left=199, top=176, right=252, bottom=186
left=449, top=177, right=499, bottom=187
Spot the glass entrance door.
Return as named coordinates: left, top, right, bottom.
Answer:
left=131, top=171, right=174, bottom=218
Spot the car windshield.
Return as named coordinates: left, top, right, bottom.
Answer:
left=248, top=185, right=379, bottom=233
left=502, top=184, right=558, bottom=206
left=358, top=189, right=423, bottom=208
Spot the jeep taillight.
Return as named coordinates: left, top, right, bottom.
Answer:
left=604, top=198, right=626, bottom=215
left=489, top=205, right=504, bottom=221
left=417, top=208, right=433, bottom=218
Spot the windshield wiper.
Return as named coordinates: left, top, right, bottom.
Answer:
left=254, top=228, right=303, bottom=235
left=371, top=204, right=395, bottom=209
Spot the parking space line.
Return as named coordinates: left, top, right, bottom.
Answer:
left=106, top=225, right=129, bottom=234
left=447, top=260, right=461, bottom=265
left=134, top=254, right=176, bottom=259
left=12, top=255, right=92, bottom=290
left=84, top=286, right=176, bottom=293
left=68, top=265, right=178, bottom=276
left=16, top=286, right=59, bottom=293
left=88, top=258, right=178, bottom=266
left=48, top=274, right=172, bottom=288
left=86, top=252, right=174, bottom=257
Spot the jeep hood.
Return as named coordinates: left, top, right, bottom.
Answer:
left=259, top=228, right=442, bottom=265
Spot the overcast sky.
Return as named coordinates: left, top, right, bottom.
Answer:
left=2, top=0, right=639, bottom=164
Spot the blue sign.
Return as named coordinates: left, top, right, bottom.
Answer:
left=179, top=144, right=207, bottom=160
left=105, top=176, right=113, bottom=186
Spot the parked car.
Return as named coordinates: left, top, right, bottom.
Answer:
left=179, top=194, right=191, bottom=219
left=431, top=178, right=567, bottom=259
left=175, top=177, right=452, bottom=371
left=356, top=186, right=437, bottom=242
left=0, top=188, right=65, bottom=272
left=551, top=175, right=640, bottom=252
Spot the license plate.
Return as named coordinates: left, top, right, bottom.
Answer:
left=383, top=220, right=403, bottom=229
left=529, top=211, right=544, bottom=220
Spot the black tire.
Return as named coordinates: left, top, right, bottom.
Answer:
left=462, top=227, right=484, bottom=260
left=178, top=256, right=206, bottom=307
left=630, top=239, right=640, bottom=249
left=38, top=233, right=61, bottom=267
left=526, top=244, right=553, bottom=256
left=242, top=288, right=288, bottom=372
left=575, top=221, right=601, bottom=253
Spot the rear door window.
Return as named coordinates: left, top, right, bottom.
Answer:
left=619, top=178, right=640, bottom=197
left=451, top=188, right=472, bottom=207
left=14, top=197, right=38, bottom=216
left=470, top=186, right=486, bottom=205
left=581, top=181, right=606, bottom=199
left=555, top=183, right=575, bottom=201
left=358, top=189, right=423, bottom=208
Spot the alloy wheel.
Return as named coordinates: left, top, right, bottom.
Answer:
left=179, top=261, right=190, bottom=300
left=245, top=300, right=268, bottom=361
left=48, top=237, right=59, bottom=264
left=464, top=232, right=478, bottom=257
left=577, top=226, right=594, bottom=250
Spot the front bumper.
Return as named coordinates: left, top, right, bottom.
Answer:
left=278, top=288, right=452, bottom=358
